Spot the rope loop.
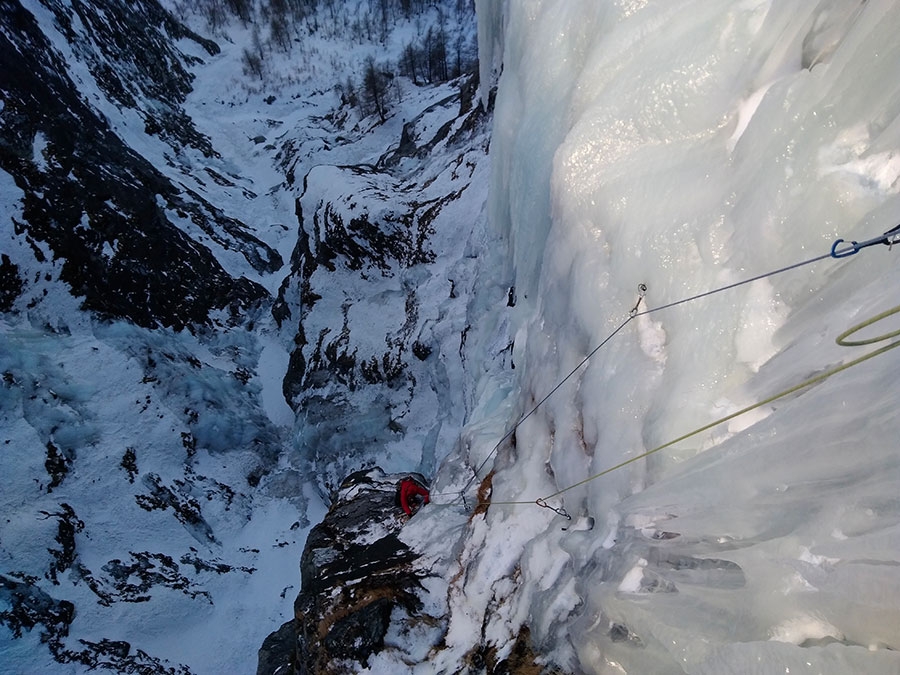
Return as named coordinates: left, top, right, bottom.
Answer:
left=836, top=304, right=900, bottom=346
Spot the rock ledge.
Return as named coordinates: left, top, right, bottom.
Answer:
left=258, top=468, right=428, bottom=675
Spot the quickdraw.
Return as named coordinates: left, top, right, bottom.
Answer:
left=831, top=224, right=900, bottom=258
left=535, top=497, right=571, bottom=520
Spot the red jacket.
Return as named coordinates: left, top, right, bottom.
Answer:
left=399, top=478, right=430, bottom=515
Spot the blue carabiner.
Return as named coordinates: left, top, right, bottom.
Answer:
left=831, top=238, right=859, bottom=258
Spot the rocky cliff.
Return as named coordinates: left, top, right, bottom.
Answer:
left=1, top=1, right=502, bottom=671
left=1, top=0, right=281, bottom=331
left=259, top=468, right=430, bottom=675
left=257, top=468, right=553, bottom=675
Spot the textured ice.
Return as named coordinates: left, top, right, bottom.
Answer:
left=428, top=0, right=900, bottom=672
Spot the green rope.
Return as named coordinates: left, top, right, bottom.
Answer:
left=836, top=304, right=900, bottom=346
left=449, top=227, right=898, bottom=514
left=485, top=302, right=900, bottom=516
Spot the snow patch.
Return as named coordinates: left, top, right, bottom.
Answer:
left=769, top=615, right=844, bottom=645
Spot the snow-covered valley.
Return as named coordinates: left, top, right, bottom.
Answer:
left=2, top=1, right=493, bottom=672
left=3, top=0, right=900, bottom=673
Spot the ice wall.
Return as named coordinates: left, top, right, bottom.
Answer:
left=463, top=0, right=900, bottom=671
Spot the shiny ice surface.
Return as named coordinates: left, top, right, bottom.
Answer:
left=435, top=1, right=900, bottom=672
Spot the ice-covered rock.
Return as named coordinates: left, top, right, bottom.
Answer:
left=259, top=468, right=429, bottom=675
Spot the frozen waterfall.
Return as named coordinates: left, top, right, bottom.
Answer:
left=422, top=1, right=900, bottom=672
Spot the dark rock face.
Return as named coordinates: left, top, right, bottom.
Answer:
left=0, top=0, right=279, bottom=330
left=0, top=571, right=192, bottom=674
left=258, top=468, right=428, bottom=675
left=272, top=82, right=489, bottom=493
left=36, top=0, right=220, bottom=157
left=0, top=254, right=24, bottom=311
left=256, top=620, right=296, bottom=675
left=296, top=468, right=425, bottom=673
left=0, top=572, right=75, bottom=653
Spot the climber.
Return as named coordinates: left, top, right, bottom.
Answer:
left=397, top=476, right=430, bottom=516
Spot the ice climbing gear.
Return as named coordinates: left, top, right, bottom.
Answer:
left=482, top=301, right=900, bottom=517
left=831, top=224, right=900, bottom=258
left=535, top=498, right=571, bottom=520
left=629, top=284, right=647, bottom=317
left=454, top=224, right=899, bottom=517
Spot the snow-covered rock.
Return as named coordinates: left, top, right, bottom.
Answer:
left=259, top=468, right=430, bottom=675
left=1, top=0, right=276, bottom=330
left=1, top=1, right=491, bottom=672
left=10, top=0, right=898, bottom=672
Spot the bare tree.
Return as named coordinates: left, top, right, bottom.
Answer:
left=241, top=47, right=264, bottom=79
left=377, top=0, right=387, bottom=37
left=225, top=0, right=252, bottom=24
left=341, top=75, right=359, bottom=110
left=401, top=41, right=420, bottom=84
left=202, top=0, right=228, bottom=30
left=363, top=56, right=388, bottom=121
left=268, top=0, right=294, bottom=52
left=423, top=25, right=448, bottom=82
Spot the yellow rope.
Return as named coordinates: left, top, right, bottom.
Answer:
left=836, top=304, right=900, bottom=346
left=486, top=303, right=900, bottom=513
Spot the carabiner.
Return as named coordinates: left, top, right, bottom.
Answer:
left=830, top=238, right=859, bottom=258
